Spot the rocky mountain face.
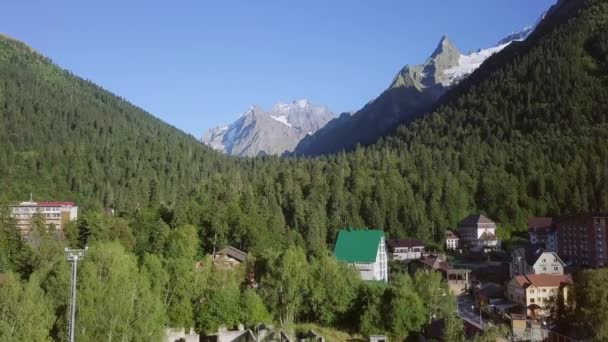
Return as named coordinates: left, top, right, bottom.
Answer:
left=293, top=20, right=542, bottom=156
left=202, top=99, right=333, bottom=157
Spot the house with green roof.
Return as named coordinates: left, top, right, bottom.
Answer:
left=333, top=229, right=388, bottom=282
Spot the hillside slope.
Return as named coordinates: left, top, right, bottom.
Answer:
left=0, top=34, right=230, bottom=209
left=293, top=14, right=543, bottom=157
left=0, top=0, right=606, bottom=255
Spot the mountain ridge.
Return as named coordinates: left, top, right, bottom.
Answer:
left=293, top=16, right=543, bottom=157
left=202, top=99, right=333, bottom=157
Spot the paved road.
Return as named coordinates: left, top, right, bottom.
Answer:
left=456, top=295, right=486, bottom=330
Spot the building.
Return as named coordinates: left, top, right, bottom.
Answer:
left=474, top=283, right=505, bottom=309
left=386, top=238, right=425, bottom=261
left=445, top=230, right=460, bottom=250
left=334, top=229, right=388, bottom=282
left=213, top=246, right=248, bottom=268
left=10, top=200, right=78, bottom=236
left=555, top=214, right=608, bottom=268
left=203, top=327, right=258, bottom=342
left=528, top=217, right=557, bottom=252
left=457, top=214, right=500, bottom=250
left=409, top=255, right=471, bottom=295
left=509, top=244, right=565, bottom=278
left=506, top=274, right=572, bottom=318
left=165, top=328, right=199, bottom=342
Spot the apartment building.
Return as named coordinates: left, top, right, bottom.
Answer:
left=555, top=214, right=608, bottom=267
left=10, top=200, right=78, bottom=236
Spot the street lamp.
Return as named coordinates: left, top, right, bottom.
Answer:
left=65, top=246, right=88, bottom=342
left=541, top=320, right=548, bottom=340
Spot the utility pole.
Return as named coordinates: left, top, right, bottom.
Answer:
left=65, top=247, right=87, bottom=342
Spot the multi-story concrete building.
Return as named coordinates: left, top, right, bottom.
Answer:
left=528, top=217, right=557, bottom=253
left=457, top=214, right=500, bottom=250
left=555, top=214, right=608, bottom=268
left=386, top=238, right=425, bottom=261
left=509, top=244, right=565, bottom=278
left=445, top=230, right=460, bottom=250
left=507, top=274, right=571, bottom=318
left=10, top=200, right=78, bottom=236
left=334, top=229, right=388, bottom=282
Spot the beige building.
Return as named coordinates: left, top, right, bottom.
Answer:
left=212, top=246, right=248, bottom=268
left=506, top=274, right=571, bottom=318
left=10, top=200, right=78, bottom=236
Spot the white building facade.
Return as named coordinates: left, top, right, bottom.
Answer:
left=10, top=200, right=78, bottom=236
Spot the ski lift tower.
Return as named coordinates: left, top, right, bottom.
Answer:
left=65, top=246, right=87, bottom=342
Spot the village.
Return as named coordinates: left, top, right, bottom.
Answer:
left=4, top=199, right=606, bottom=342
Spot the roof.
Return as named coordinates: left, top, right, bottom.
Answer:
left=446, top=230, right=459, bottom=239
left=334, top=229, right=384, bottom=263
left=386, top=238, right=425, bottom=249
left=459, top=214, right=495, bottom=226
left=12, top=201, right=76, bottom=207
left=512, top=244, right=560, bottom=266
left=513, top=274, right=572, bottom=288
left=215, top=246, right=247, bottom=262
left=528, top=217, right=553, bottom=230
left=476, top=283, right=504, bottom=298
left=418, top=255, right=451, bottom=272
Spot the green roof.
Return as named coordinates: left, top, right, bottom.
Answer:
left=334, top=229, right=384, bottom=263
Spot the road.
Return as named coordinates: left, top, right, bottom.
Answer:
left=456, top=295, right=487, bottom=330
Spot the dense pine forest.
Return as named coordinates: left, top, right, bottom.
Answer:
left=1, top=0, right=608, bottom=340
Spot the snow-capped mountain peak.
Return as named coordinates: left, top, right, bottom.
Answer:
left=441, top=19, right=542, bottom=86
left=202, top=100, right=333, bottom=157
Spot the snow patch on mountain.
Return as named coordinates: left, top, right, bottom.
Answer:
left=443, top=42, right=510, bottom=86
left=271, top=115, right=292, bottom=127
left=442, top=20, right=540, bottom=86
left=202, top=99, right=333, bottom=157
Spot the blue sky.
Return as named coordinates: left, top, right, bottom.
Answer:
left=3, top=0, right=553, bottom=137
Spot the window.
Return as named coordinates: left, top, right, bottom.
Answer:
left=530, top=298, right=535, bottom=303
left=542, top=289, right=547, bottom=293
left=554, top=267, right=558, bottom=271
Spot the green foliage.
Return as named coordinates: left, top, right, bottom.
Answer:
left=306, top=253, right=360, bottom=325
left=387, top=274, right=425, bottom=338
left=0, top=272, right=54, bottom=341
left=356, top=282, right=388, bottom=336
left=2, top=0, right=608, bottom=260
left=574, top=268, right=608, bottom=340
left=0, top=0, right=607, bottom=338
left=413, top=270, right=454, bottom=324
left=240, top=289, right=272, bottom=327
left=195, top=266, right=243, bottom=334
left=76, top=242, right=165, bottom=341
left=260, top=247, right=310, bottom=325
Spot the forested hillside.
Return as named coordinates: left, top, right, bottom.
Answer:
left=1, top=0, right=608, bottom=253
left=0, top=35, right=233, bottom=209
left=1, top=0, right=608, bottom=340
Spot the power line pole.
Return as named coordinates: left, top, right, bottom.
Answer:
left=65, top=247, right=87, bottom=342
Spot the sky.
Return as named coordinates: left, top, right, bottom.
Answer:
left=2, top=0, right=554, bottom=137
